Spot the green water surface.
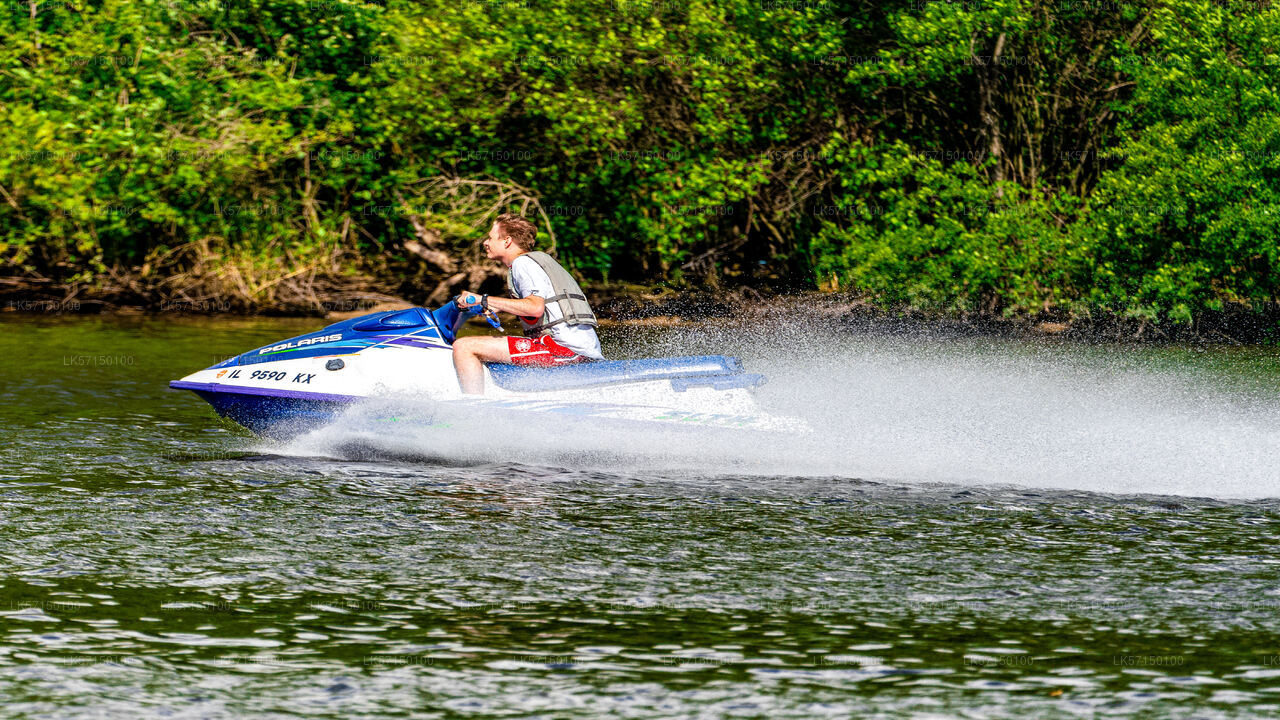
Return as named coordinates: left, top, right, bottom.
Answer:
left=2, top=314, right=1280, bottom=718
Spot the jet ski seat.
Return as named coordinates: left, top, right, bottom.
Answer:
left=485, top=355, right=763, bottom=392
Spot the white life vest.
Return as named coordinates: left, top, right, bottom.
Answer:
left=506, top=251, right=598, bottom=336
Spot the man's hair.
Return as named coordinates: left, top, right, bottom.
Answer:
left=494, top=213, right=537, bottom=251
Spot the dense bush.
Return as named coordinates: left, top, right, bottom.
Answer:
left=812, top=0, right=1280, bottom=322
left=0, top=0, right=1276, bottom=321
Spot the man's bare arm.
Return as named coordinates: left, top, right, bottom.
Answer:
left=488, top=294, right=544, bottom=319
left=457, top=291, right=545, bottom=319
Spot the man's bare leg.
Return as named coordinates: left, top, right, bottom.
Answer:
left=452, top=336, right=514, bottom=394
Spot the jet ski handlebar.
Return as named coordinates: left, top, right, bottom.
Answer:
left=462, top=295, right=503, bottom=329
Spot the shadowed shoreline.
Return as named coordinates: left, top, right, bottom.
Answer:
left=5, top=276, right=1279, bottom=345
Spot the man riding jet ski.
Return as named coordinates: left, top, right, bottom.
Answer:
left=451, top=213, right=603, bottom=394
left=169, top=215, right=807, bottom=437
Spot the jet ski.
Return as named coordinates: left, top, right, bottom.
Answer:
left=169, top=301, right=806, bottom=438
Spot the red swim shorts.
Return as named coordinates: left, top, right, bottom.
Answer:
left=506, top=335, right=590, bottom=366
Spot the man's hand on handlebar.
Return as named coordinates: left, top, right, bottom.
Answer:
left=455, top=292, right=502, bottom=329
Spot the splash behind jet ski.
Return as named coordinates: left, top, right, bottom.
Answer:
left=169, top=302, right=806, bottom=438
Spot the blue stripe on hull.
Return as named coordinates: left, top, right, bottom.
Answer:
left=193, top=390, right=350, bottom=438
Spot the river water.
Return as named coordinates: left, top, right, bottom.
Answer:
left=3, top=313, right=1280, bottom=718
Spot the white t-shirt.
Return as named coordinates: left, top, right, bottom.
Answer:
left=509, top=254, right=604, bottom=360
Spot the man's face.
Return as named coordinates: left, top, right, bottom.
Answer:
left=483, top=223, right=506, bottom=260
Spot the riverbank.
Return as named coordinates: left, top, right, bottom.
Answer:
left=4, top=275, right=1278, bottom=345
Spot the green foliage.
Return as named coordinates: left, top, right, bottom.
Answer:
left=371, top=0, right=853, bottom=280
left=812, top=0, right=1280, bottom=322
left=1, top=0, right=1278, bottom=323
left=812, top=140, right=1073, bottom=315
left=0, top=0, right=354, bottom=281
left=1071, top=0, right=1280, bottom=320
